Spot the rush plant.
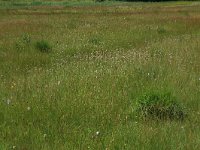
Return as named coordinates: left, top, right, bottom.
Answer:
left=136, top=91, right=186, bottom=121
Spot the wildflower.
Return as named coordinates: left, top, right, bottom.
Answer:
left=7, top=99, right=11, bottom=105
left=12, top=146, right=16, bottom=149
left=96, top=131, right=100, bottom=136
left=43, top=134, right=47, bottom=138
left=27, top=107, right=31, bottom=111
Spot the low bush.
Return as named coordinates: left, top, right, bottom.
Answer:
left=157, top=27, right=167, bottom=34
left=136, top=91, right=186, bottom=121
left=95, top=0, right=106, bottom=2
left=35, top=40, right=52, bottom=53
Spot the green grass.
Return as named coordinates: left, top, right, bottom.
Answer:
left=0, top=1, right=200, bottom=149
left=135, top=91, right=186, bottom=120
left=0, top=0, right=127, bottom=9
left=0, top=0, right=199, bottom=9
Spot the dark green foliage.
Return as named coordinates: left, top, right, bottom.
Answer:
left=136, top=92, right=186, bottom=121
left=157, top=27, right=167, bottom=34
left=31, top=1, right=43, bottom=6
left=35, top=40, right=52, bottom=53
left=95, top=0, right=106, bottom=2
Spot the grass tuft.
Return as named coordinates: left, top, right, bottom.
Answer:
left=35, top=40, right=52, bottom=53
left=157, top=27, right=167, bottom=34
left=136, top=91, right=186, bottom=121
left=89, top=36, right=101, bottom=45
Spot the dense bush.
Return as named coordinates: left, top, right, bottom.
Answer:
left=136, top=91, right=186, bottom=121
left=35, top=40, right=52, bottom=53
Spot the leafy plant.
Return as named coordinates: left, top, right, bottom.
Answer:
left=35, top=40, right=52, bottom=53
left=157, top=27, right=167, bottom=34
left=136, top=91, right=186, bottom=121
left=95, top=0, right=106, bottom=2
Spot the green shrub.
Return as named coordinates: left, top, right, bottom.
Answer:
left=157, top=27, right=167, bottom=34
left=136, top=91, right=186, bottom=121
left=95, top=0, right=106, bottom=2
left=31, top=1, right=43, bottom=6
left=35, top=40, right=52, bottom=53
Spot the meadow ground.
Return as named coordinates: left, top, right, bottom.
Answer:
left=0, top=1, right=200, bottom=149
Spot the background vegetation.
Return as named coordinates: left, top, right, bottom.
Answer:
left=0, top=1, right=200, bottom=149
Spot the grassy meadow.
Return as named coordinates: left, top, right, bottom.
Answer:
left=0, top=1, right=200, bottom=149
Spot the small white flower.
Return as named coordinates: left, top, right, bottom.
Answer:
left=43, top=134, right=47, bottom=138
left=7, top=99, right=11, bottom=105
left=12, top=146, right=16, bottom=149
left=27, top=107, right=31, bottom=111
left=96, top=131, right=100, bottom=136
left=58, top=81, right=61, bottom=85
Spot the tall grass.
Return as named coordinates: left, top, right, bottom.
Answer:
left=0, top=1, right=200, bottom=149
